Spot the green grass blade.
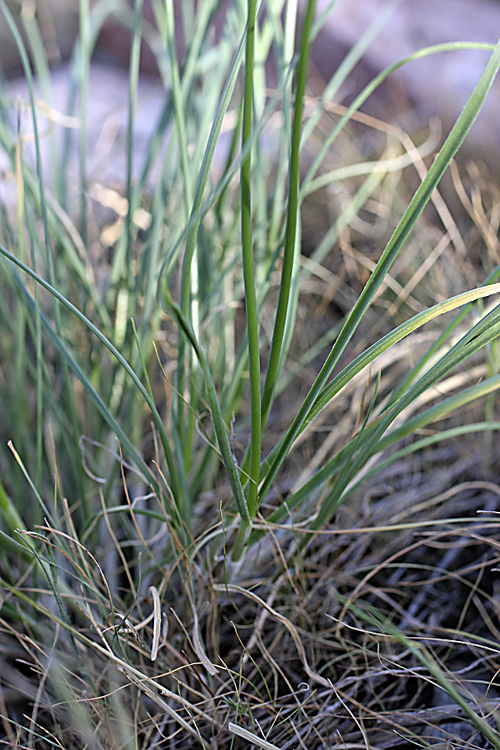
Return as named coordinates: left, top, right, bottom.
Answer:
left=240, top=0, right=261, bottom=522
left=78, top=0, right=90, bottom=248
left=251, top=295, right=500, bottom=536
left=258, top=36, right=500, bottom=505
left=260, top=0, right=316, bottom=430
left=309, top=311, right=500, bottom=532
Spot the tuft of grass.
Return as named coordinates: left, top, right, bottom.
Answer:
left=0, top=0, right=500, bottom=747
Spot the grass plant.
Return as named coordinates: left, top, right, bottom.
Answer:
left=1, top=0, right=500, bottom=747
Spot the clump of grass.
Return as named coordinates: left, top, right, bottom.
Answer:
left=1, top=0, right=500, bottom=747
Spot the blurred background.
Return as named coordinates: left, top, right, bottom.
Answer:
left=0, top=0, right=499, bottom=153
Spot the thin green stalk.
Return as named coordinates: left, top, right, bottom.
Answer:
left=13, top=112, right=29, bottom=498
left=162, top=287, right=250, bottom=552
left=78, top=0, right=90, bottom=249
left=165, top=0, right=194, bottom=229
left=215, top=98, right=244, bottom=227
left=26, top=216, right=44, bottom=501
left=260, top=0, right=316, bottom=430
left=240, top=0, right=261, bottom=527
left=266, top=0, right=297, bottom=254
left=165, top=0, right=198, bottom=477
left=125, top=0, right=144, bottom=302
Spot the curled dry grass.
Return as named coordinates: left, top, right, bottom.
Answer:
left=3, top=446, right=500, bottom=749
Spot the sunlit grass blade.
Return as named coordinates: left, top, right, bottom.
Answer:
left=251, top=297, right=500, bottom=537
left=257, top=36, right=500, bottom=505
left=307, top=308, right=500, bottom=532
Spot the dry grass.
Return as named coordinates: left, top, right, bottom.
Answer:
left=3, top=445, right=500, bottom=749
